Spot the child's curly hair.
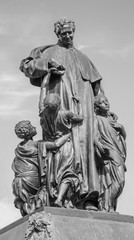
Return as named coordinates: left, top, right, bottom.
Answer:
left=15, top=120, right=36, bottom=139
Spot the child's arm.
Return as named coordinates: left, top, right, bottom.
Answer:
left=71, top=114, right=83, bottom=123
left=45, top=141, right=57, bottom=150
left=55, top=133, right=71, bottom=147
left=39, top=72, right=51, bottom=116
left=43, top=134, right=71, bottom=150
left=65, top=111, right=83, bottom=123
left=48, top=59, right=65, bottom=76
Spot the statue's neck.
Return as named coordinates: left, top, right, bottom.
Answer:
left=57, top=40, right=74, bottom=48
left=99, top=111, right=109, bottom=117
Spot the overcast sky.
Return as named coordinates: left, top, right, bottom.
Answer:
left=0, top=0, right=134, bottom=229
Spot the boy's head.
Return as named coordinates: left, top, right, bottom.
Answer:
left=43, top=93, right=61, bottom=112
left=15, top=120, right=37, bottom=140
left=94, top=95, right=110, bottom=114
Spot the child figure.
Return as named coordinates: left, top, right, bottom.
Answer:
left=40, top=93, right=83, bottom=208
left=39, top=58, right=65, bottom=116
left=12, top=120, right=60, bottom=215
left=12, top=120, right=42, bottom=215
left=94, top=95, right=127, bottom=213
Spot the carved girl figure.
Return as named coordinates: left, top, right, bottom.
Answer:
left=40, top=93, right=83, bottom=208
left=94, top=95, right=127, bottom=212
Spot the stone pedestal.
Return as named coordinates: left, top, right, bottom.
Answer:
left=0, top=207, right=134, bottom=240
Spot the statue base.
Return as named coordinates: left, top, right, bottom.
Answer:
left=0, top=207, right=134, bottom=240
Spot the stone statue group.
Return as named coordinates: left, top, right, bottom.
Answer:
left=12, top=18, right=127, bottom=216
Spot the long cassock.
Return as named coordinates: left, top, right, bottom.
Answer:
left=20, top=41, right=102, bottom=202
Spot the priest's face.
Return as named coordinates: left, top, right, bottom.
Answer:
left=59, top=27, right=74, bottom=46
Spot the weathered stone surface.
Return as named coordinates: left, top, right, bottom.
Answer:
left=0, top=207, right=134, bottom=240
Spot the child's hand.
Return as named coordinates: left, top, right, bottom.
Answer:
left=109, top=118, right=116, bottom=127
left=71, top=114, right=83, bottom=123
left=48, top=59, right=65, bottom=76
left=36, top=198, right=42, bottom=209
left=48, top=67, right=65, bottom=75
left=109, top=112, right=118, bottom=121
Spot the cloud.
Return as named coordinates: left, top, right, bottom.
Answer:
left=0, top=15, right=10, bottom=37
left=0, top=73, right=19, bottom=83
left=0, top=13, right=40, bottom=46
left=0, top=89, right=39, bottom=97
left=0, top=73, right=39, bottom=116
left=0, top=14, right=21, bottom=38
left=0, top=97, right=38, bottom=117
left=0, top=73, right=39, bottom=96
left=0, top=104, right=22, bottom=116
left=0, top=105, right=34, bottom=118
left=77, top=44, right=89, bottom=51
left=0, top=26, right=7, bottom=36
left=98, top=44, right=134, bottom=59
left=0, top=104, right=33, bottom=117
left=0, top=198, right=21, bottom=229
left=0, top=104, right=18, bottom=112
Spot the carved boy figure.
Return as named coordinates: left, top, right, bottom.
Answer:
left=12, top=121, right=42, bottom=215
left=40, top=93, right=83, bottom=208
left=12, top=121, right=56, bottom=216
left=94, top=95, right=127, bottom=212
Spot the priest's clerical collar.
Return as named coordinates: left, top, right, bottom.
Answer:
left=57, top=39, right=74, bottom=48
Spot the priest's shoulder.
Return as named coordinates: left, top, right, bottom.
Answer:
left=74, top=47, right=90, bottom=61
left=29, top=44, right=55, bottom=58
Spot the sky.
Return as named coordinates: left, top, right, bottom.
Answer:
left=0, top=0, right=134, bottom=229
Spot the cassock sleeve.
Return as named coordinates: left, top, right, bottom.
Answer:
left=19, top=45, right=53, bottom=87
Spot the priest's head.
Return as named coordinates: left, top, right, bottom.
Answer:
left=54, top=17, right=75, bottom=46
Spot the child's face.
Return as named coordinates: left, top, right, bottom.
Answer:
left=44, top=103, right=59, bottom=113
left=30, top=125, right=37, bottom=136
left=99, top=97, right=110, bottom=113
